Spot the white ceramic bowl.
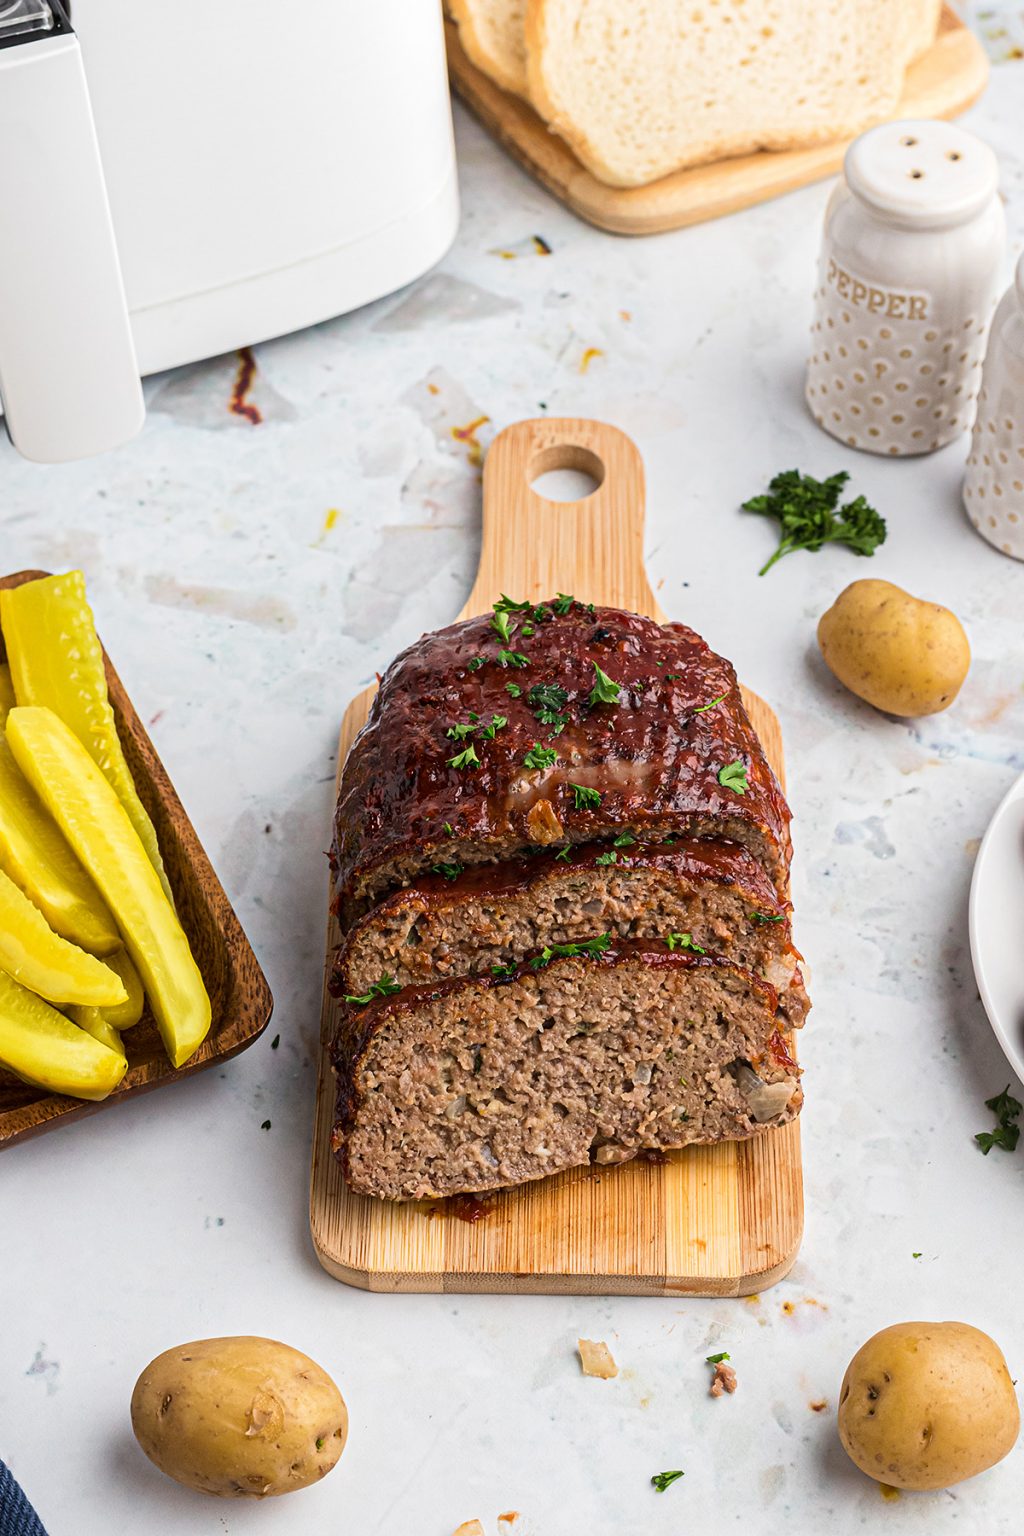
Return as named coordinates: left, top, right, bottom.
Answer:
left=969, top=767, right=1024, bottom=1084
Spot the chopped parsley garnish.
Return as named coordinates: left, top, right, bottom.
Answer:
left=481, top=714, right=508, bottom=739
left=491, top=608, right=515, bottom=644
left=595, top=850, right=618, bottom=865
left=751, top=911, right=784, bottom=924
left=431, top=862, right=464, bottom=881
left=555, top=846, right=572, bottom=861
left=443, top=822, right=454, bottom=836
left=694, top=694, right=726, bottom=714
left=554, top=592, right=575, bottom=615
left=589, top=662, right=623, bottom=706
left=343, top=973, right=402, bottom=1006
left=447, top=720, right=477, bottom=741
left=467, top=657, right=485, bottom=672
left=497, top=649, right=530, bottom=669
left=495, top=593, right=532, bottom=613
left=505, top=682, right=523, bottom=698
left=571, top=783, right=602, bottom=811
left=492, top=962, right=517, bottom=982
left=527, top=682, right=569, bottom=717
left=912, top=1252, right=922, bottom=1260
left=448, top=744, right=481, bottom=770
left=742, top=468, right=887, bottom=576
left=706, top=1352, right=731, bottom=1365
left=315, top=1436, right=325, bottom=1451
left=666, top=932, right=706, bottom=954
left=530, top=932, right=611, bottom=969
left=718, top=760, right=748, bottom=795
left=613, top=832, right=636, bottom=847
left=975, top=1085, right=1023, bottom=1155
left=651, top=1470, right=684, bottom=1493
left=521, top=623, right=535, bottom=637
left=524, top=742, right=558, bottom=770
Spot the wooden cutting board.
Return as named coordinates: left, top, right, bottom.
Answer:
left=445, top=7, right=988, bottom=236
left=310, top=418, right=802, bottom=1294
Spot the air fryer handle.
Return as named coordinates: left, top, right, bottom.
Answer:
left=0, top=12, right=144, bottom=462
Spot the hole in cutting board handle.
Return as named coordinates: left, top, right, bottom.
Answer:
left=529, top=443, right=605, bottom=503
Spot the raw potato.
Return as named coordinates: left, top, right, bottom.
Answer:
left=817, top=579, right=970, bottom=717
left=838, top=1321, right=1019, bottom=1490
left=130, top=1336, right=347, bottom=1499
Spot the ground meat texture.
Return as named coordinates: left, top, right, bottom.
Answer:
left=331, top=603, right=792, bottom=919
left=332, top=838, right=809, bottom=1028
left=330, top=943, right=802, bottom=1201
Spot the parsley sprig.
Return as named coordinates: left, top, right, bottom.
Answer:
left=431, top=863, right=464, bottom=881
left=524, top=742, right=558, bottom=770
left=742, top=469, right=887, bottom=576
left=448, top=744, right=480, bottom=770
left=651, top=1470, right=684, bottom=1493
left=530, top=933, right=611, bottom=969
left=589, top=662, right=623, bottom=706
left=718, top=760, right=748, bottom=795
left=975, top=1086, right=1022, bottom=1155
left=666, top=932, right=706, bottom=954
left=343, top=973, right=402, bottom=1006
left=571, top=783, right=602, bottom=811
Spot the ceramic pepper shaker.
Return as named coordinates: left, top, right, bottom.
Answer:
left=806, top=119, right=1005, bottom=457
left=964, top=253, right=1024, bottom=558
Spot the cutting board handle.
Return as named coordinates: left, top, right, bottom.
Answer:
left=458, top=417, right=663, bottom=621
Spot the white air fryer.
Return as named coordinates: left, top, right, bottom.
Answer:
left=0, top=0, right=459, bottom=462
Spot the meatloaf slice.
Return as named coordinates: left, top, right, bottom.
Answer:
left=332, top=838, right=809, bottom=1027
left=330, top=941, right=801, bottom=1201
left=332, top=599, right=791, bottom=920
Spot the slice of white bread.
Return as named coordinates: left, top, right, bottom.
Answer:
left=906, top=0, right=942, bottom=61
left=449, top=0, right=529, bottom=97
left=526, top=0, right=926, bottom=188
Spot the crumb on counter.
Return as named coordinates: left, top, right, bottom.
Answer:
left=452, top=1522, right=486, bottom=1536
left=578, top=1338, right=618, bottom=1378
left=709, top=1360, right=737, bottom=1397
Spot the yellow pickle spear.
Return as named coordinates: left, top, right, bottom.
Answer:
left=0, top=571, right=174, bottom=905
left=5, top=707, right=211, bottom=1070
left=0, top=738, right=120, bottom=955
left=68, top=1006, right=127, bottom=1059
left=96, top=947, right=146, bottom=1030
left=0, top=969, right=127, bottom=1100
left=0, top=866, right=127, bottom=1007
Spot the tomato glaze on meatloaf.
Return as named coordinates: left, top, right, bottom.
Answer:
left=331, top=600, right=792, bottom=920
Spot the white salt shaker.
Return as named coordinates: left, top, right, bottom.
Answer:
left=806, top=119, right=1005, bottom=456
left=964, top=253, right=1024, bottom=558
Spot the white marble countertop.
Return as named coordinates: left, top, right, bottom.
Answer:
left=2, top=53, right=1024, bottom=1536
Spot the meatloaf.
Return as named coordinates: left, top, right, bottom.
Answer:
left=331, top=598, right=791, bottom=921
left=331, top=940, right=801, bottom=1201
left=332, top=837, right=809, bottom=1027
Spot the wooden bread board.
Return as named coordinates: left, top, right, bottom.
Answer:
left=444, top=7, right=988, bottom=235
left=0, top=571, right=274, bottom=1148
left=309, top=418, right=802, bottom=1294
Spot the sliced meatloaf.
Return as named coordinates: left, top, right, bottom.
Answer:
left=332, top=837, right=809, bottom=1027
left=332, top=599, right=791, bottom=921
left=330, top=940, right=801, bottom=1201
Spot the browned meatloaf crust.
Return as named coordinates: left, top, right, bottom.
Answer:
left=331, top=600, right=792, bottom=920
left=332, top=837, right=809, bottom=1027
left=330, top=940, right=802, bottom=1201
